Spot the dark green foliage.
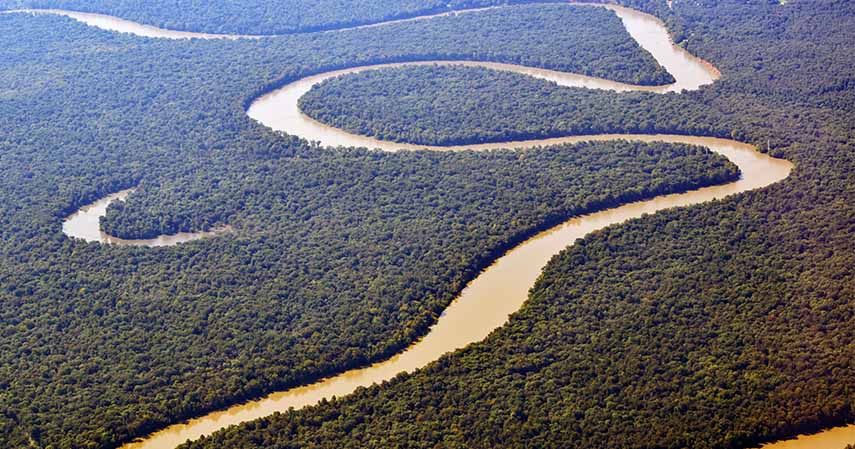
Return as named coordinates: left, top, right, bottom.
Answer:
left=100, top=142, right=737, bottom=241
left=319, top=4, right=676, bottom=87
left=176, top=159, right=855, bottom=444
left=0, top=0, right=455, bottom=34
left=299, top=64, right=700, bottom=145
left=6, top=140, right=732, bottom=449
left=0, top=6, right=725, bottom=448
left=1, top=0, right=854, bottom=449
left=0, top=0, right=666, bottom=35
left=179, top=1, right=855, bottom=449
left=182, top=167, right=855, bottom=449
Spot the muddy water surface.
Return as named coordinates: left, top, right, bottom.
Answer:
left=62, top=189, right=228, bottom=247
left=12, top=3, right=835, bottom=449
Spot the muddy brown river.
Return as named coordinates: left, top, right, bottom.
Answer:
left=17, top=3, right=844, bottom=449
left=62, top=189, right=228, bottom=246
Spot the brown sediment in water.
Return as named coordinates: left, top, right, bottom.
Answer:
left=62, top=189, right=229, bottom=247
left=29, top=3, right=829, bottom=449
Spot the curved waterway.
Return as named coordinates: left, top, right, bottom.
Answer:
left=62, top=189, right=228, bottom=247
left=249, top=3, right=719, bottom=146
left=3, top=9, right=260, bottom=39
left=758, top=425, right=855, bottom=449
left=2, top=6, right=506, bottom=39
left=119, top=136, right=791, bottom=449
left=2, top=3, right=698, bottom=43
left=16, top=3, right=844, bottom=449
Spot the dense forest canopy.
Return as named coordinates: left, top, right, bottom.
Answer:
left=0, top=0, right=667, bottom=35
left=0, top=5, right=732, bottom=449
left=299, top=64, right=707, bottom=146
left=0, top=0, right=457, bottom=34
left=0, top=0, right=852, bottom=449
left=179, top=0, right=855, bottom=449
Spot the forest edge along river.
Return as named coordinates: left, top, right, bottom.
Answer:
left=63, top=189, right=230, bottom=246
left=21, top=2, right=846, bottom=449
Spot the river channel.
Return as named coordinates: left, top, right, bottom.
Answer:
left=14, top=3, right=843, bottom=449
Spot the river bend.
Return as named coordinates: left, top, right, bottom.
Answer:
left=62, top=189, right=228, bottom=246
left=16, top=3, right=842, bottom=449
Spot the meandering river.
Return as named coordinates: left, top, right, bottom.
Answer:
left=4, top=9, right=260, bottom=39
left=23, top=2, right=848, bottom=449
left=62, top=189, right=228, bottom=246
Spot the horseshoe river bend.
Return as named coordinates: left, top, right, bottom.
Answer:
left=9, top=3, right=847, bottom=449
